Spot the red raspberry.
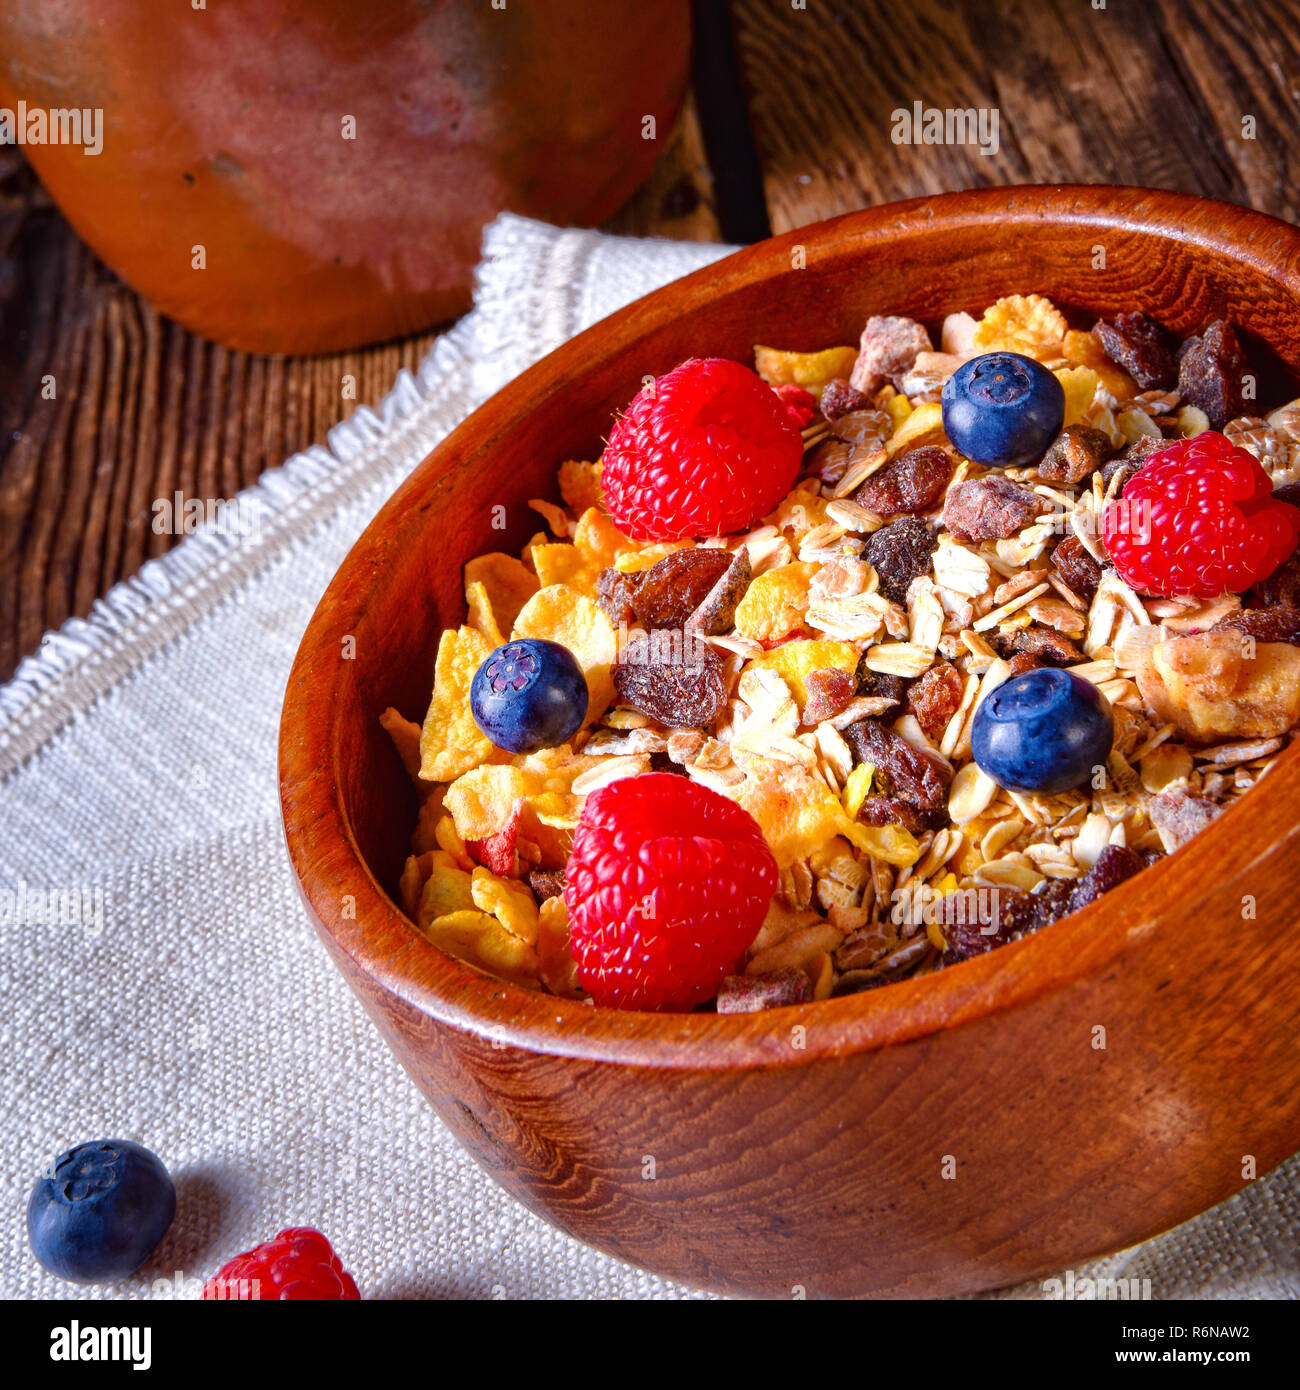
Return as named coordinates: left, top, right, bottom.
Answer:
left=601, top=359, right=803, bottom=541
left=563, top=773, right=778, bottom=1010
left=1103, top=431, right=1300, bottom=598
left=202, top=1227, right=359, bottom=1300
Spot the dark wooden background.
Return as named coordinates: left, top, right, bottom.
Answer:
left=3, top=0, right=1299, bottom=681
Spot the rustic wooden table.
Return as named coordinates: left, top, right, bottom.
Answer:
left=2, top=0, right=1298, bottom=681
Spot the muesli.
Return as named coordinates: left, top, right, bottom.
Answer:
left=383, top=293, right=1300, bottom=1011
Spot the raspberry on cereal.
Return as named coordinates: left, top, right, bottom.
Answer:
left=563, top=774, right=778, bottom=1010
left=1103, top=431, right=1300, bottom=597
left=601, top=358, right=802, bottom=541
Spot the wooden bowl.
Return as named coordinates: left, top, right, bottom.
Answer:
left=279, top=186, right=1300, bottom=1298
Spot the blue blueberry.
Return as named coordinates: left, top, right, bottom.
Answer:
left=28, top=1139, right=176, bottom=1283
left=941, top=351, right=1065, bottom=467
left=470, top=638, right=588, bottom=753
left=971, top=668, right=1113, bottom=794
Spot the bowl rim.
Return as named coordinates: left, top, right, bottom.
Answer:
left=280, top=182, right=1300, bottom=1070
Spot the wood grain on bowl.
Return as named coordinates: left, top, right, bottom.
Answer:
left=280, top=187, right=1300, bottom=1298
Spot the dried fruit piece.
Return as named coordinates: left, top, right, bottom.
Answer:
left=1100, top=434, right=1163, bottom=493
left=1038, top=425, right=1112, bottom=485
left=842, top=718, right=950, bottom=810
left=1091, top=312, right=1176, bottom=390
left=466, top=803, right=523, bottom=877
left=862, top=517, right=938, bottom=604
left=819, top=378, right=870, bottom=422
left=629, top=548, right=734, bottom=628
left=1147, top=787, right=1223, bottom=852
left=527, top=867, right=567, bottom=902
left=853, top=654, right=909, bottom=702
left=856, top=794, right=933, bottom=835
left=1135, top=630, right=1300, bottom=740
left=1250, top=548, right=1300, bottom=608
left=941, top=476, right=1046, bottom=541
left=716, top=967, right=812, bottom=1013
left=1212, top=606, right=1300, bottom=646
left=992, top=624, right=1084, bottom=667
left=1050, top=534, right=1102, bottom=602
left=852, top=444, right=954, bottom=515
left=849, top=315, right=932, bottom=396
left=905, top=661, right=965, bottom=740
left=686, top=549, right=752, bottom=634
left=612, top=628, right=727, bottom=728
left=596, top=566, right=644, bottom=627
left=1008, top=652, right=1041, bottom=676
left=1176, top=320, right=1248, bottom=429
left=802, top=667, right=855, bottom=724
left=1067, top=844, right=1143, bottom=910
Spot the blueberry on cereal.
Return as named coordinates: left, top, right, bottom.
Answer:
left=470, top=638, right=587, bottom=754
left=971, top=667, right=1112, bottom=795
left=941, top=351, right=1064, bottom=467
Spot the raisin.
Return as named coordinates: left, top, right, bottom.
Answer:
left=1250, top=548, right=1300, bottom=608
left=1273, top=482, right=1300, bottom=510
left=802, top=667, right=855, bottom=724
left=632, top=548, right=733, bottom=628
left=1099, top=434, right=1163, bottom=494
left=1177, top=319, right=1248, bottom=429
left=1007, top=652, right=1041, bottom=676
left=843, top=718, right=950, bottom=810
left=862, top=517, right=938, bottom=604
left=939, top=886, right=1034, bottom=963
left=527, top=867, right=566, bottom=902
left=648, top=750, right=689, bottom=776
left=941, top=476, right=1045, bottom=542
left=1091, top=312, right=1176, bottom=390
left=1146, top=788, right=1222, bottom=851
left=1068, top=844, right=1143, bottom=910
left=1006, top=878, right=1077, bottom=936
left=819, top=378, right=870, bottom=423
left=716, top=968, right=812, bottom=1013
left=852, top=444, right=954, bottom=516
left=850, top=315, right=932, bottom=396
left=612, top=629, right=726, bottom=728
left=1050, top=534, right=1102, bottom=602
left=1038, top=425, right=1112, bottom=485
left=856, top=795, right=934, bottom=835
left=853, top=653, right=909, bottom=702
left=1212, top=605, right=1300, bottom=646
left=993, top=624, right=1084, bottom=666
left=905, top=661, right=965, bottom=740
left=685, top=549, right=751, bottom=634
left=596, top=567, right=643, bottom=627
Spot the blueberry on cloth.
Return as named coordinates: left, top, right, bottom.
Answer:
left=470, top=638, right=588, bottom=753
left=28, top=1139, right=176, bottom=1283
left=971, top=667, right=1113, bottom=794
left=941, top=351, right=1065, bottom=467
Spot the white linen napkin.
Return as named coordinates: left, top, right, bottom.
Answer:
left=1, top=214, right=1296, bottom=1300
